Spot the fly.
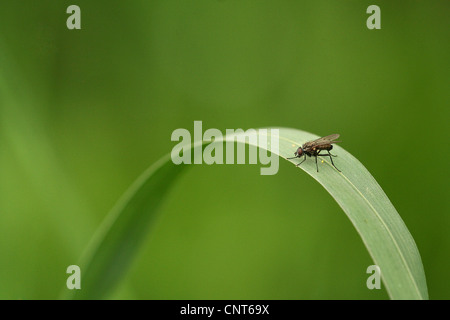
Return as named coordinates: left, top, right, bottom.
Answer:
left=287, top=134, right=341, bottom=172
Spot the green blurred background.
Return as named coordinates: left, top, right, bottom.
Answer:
left=0, top=1, right=449, bottom=299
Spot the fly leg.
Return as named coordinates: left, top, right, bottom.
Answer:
left=327, top=150, right=341, bottom=172
left=296, top=154, right=307, bottom=167
left=318, top=151, right=341, bottom=172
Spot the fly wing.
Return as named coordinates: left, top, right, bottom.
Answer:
left=308, top=134, right=340, bottom=147
left=321, top=134, right=340, bottom=142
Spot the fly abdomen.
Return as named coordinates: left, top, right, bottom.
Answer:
left=318, top=144, right=333, bottom=151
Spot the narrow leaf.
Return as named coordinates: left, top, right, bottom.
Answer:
left=66, top=128, right=428, bottom=300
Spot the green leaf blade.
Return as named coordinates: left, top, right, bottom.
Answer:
left=269, top=128, right=428, bottom=299
left=67, top=128, right=428, bottom=300
left=66, top=156, right=185, bottom=299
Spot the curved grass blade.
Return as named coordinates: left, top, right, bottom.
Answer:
left=65, top=155, right=185, bottom=299
left=273, top=128, right=428, bottom=300
left=66, top=128, right=428, bottom=300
